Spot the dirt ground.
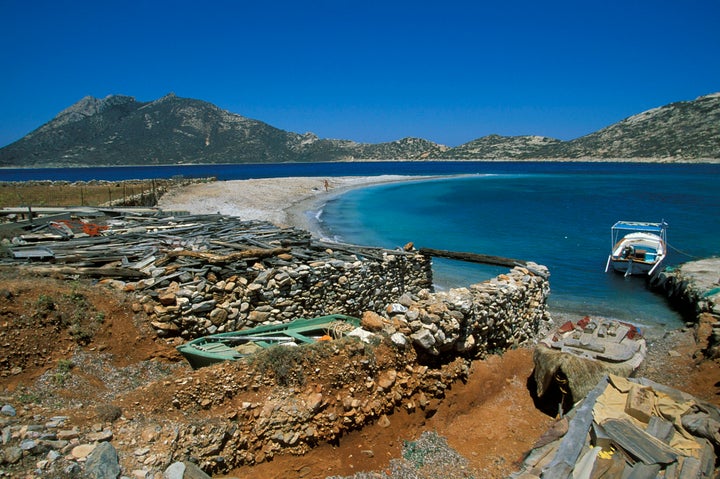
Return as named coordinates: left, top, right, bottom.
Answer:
left=1, top=270, right=718, bottom=478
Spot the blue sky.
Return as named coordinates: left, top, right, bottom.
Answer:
left=1, top=0, right=718, bottom=148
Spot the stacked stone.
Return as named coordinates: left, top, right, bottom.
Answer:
left=650, top=258, right=720, bottom=357
left=2, top=260, right=552, bottom=477
left=140, top=250, right=433, bottom=338
left=379, top=263, right=551, bottom=358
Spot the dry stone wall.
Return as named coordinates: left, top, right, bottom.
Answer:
left=382, top=263, right=552, bottom=359
left=649, top=258, right=720, bottom=357
left=138, top=240, right=551, bottom=360
left=140, top=249, right=434, bottom=338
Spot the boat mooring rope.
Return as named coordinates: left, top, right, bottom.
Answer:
left=667, top=242, right=701, bottom=259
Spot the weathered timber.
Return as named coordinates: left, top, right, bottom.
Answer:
left=679, top=457, right=702, bottom=478
left=646, top=416, right=675, bottom=444
left=600, top=418, right=679, bottom=465
left=625, top=463, right=662, bottom=479
left=699, top=439, right=716, bottom=478
left=419, top=247, right=536, bottom=271
left=541, top=375, right=610, bottom=479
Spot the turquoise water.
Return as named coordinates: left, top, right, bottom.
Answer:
left=317, top=167, right=720, bottom=332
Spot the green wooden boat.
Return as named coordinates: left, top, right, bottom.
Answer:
left=177, top=314, right=361, bottom=369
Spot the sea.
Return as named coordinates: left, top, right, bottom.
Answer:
left=3, top=161, right=719, bottom=336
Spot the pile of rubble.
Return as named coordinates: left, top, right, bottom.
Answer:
left=512, top=374, right=720, bottom=479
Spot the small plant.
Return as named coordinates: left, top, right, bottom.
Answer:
left=52, top=359, right=74, bottom=386
left=69, top=322, right=93, bottom=345
left=64, top=289, right=88, bottom=309
left=250, top=345, right=306, bottom=387
left=34, top=294, right=56, bottom=313
left=16, top=389, right=41, bottom=405
left=56, top=359, right=73, bottom=373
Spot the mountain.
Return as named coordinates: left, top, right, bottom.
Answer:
left=536, top=92, right=720, bottom=160
left=439, top=134, right=563, bottom=160
left=1, top=92, right=718, bottom=167
left=0, top=93, right=449, bottom=167
left=442, top=93, right=720, bottom=161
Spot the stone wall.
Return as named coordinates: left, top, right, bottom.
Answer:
left=140, top=248, right=550, bottom=361
left=376, top=263, right=551, bottom=358
left=649, top=258, right=720, bottom=357
left=649, top=259, right=720, bottom=318
left=156, top=262, right=551, bottom=473
left=140, top=249, right=434, bottom=338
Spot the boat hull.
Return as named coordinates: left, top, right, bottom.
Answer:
left=609, top=257, right=661, bottom=275
left=177, top=314, right=360, bottom=369
left=607, top=229, right=666, bottom=277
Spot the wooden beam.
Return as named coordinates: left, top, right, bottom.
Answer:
left=542, top=375, right=610, bottom=479
left=419, top=247, right=527, bottom=268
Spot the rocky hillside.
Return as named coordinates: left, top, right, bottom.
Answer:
left=441, top=93, right=720, bottom=161
left=1, top=92, right=718, bottom=167
left=537, top=92, right=720, bottom=160
left=439, top=134, right=563, bottom=160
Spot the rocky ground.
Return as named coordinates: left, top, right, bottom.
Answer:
left=0, top=268, right=718, bottom=479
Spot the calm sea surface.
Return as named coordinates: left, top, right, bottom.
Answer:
left=4, top=161, right=719, bottom=333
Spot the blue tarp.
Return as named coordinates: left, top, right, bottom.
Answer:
left=612, top=221, right=667, bottom=234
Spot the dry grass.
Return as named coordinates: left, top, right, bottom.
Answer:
left=0, top=180, right=172, bottom=207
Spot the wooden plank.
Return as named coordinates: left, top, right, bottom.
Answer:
left=646, top=416, right=674, bottom=444
left=601, top=418, right=679, bottom=465
left=165, top=247, right=291, bottom=264
left=678, top=456, right=701, bottom=479
left=664, top=461, right=680, bottom=479
left=541, top=375, right=610, bottom=479
left=698, top=438, right=716, bottom=478
left=419, top=247, right=528, bottom=268
left=626, top=463, right=661, bottom=479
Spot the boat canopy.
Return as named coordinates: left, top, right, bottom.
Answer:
left=611, top=221, right=668, bottom=235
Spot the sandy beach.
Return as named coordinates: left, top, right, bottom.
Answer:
left=157, top=175, right=431, bottom=234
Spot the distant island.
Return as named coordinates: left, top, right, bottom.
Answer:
left=1, top=92, right=718, bottom=168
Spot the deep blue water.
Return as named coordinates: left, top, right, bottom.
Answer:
left=0, top=160, right=693, bottom=182
left=4, top=161, right=719, bottom=334
left=1, top=161, right=520, bottom=182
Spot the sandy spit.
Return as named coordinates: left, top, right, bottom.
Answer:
left=157, top=175, right=435, bottom=234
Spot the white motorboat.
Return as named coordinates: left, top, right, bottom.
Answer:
left=605, top=221, right=667, bottom=277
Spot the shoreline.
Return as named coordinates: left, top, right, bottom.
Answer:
left=283, top=175, right=458, bottom=238
left=157, top=175, right=705, bottom=341
left=157, top=174, right=452, bottom=236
